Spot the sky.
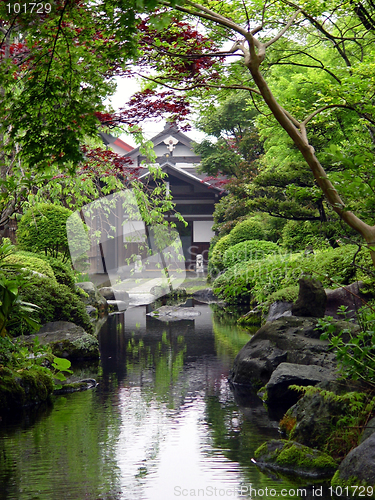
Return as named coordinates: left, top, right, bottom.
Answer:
left=105, top=76, right=206, bottom=148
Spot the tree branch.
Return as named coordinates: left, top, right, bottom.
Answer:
left=265, top=9, right=302, bottom=48
left=302, top=104, right=356, bottom=126
left=133, top=71, right=262, bottom=95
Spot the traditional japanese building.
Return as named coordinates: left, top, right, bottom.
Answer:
left=101, top=124, right=225, bottom=271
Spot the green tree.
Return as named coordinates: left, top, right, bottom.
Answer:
left=0, top=0, right=178, bottom=226
left=130, top=0, right=375, bottom=265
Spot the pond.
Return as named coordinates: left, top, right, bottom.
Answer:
left=0, top=300, right=333, bottom=500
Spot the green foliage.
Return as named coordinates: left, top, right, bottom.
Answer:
left=4, top=252, right=56, bottom=281
left=213, top=245, right=372, bottom=305
left=9, top=274, right=93, bottom=337
left=266, top=285, right=299, bottom=305
left=317, top=305, right=375, bottom=386
left=228, top=218, right=266, bottom=246
left=33, top=253, right=76, bottom=290
left=281, top=220, right=331, bottom=251
left=17, top=203, right=87, bottom=262
left=290, top=386, right=375, bottom=458
left=209, top=234, right=232, bottom=273
left=0, top=242, right=41, bottom=337
left=223, top=239, right=280, bottom=268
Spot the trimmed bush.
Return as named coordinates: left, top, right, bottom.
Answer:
left=209, top=234, right=232, bottom=273
left=17, top=203, right=88, bottom=262
left=4, top=252, right=56, bottom=281
left=281, top=220, right=328, bottom=251
left=228, top=218, right=266, bottom=246
left=213, top=245, right=373, bottom=305
left=223, top=239, right=280, bottom=268
left=9, top=274, right=93, bottom=336
left=34, top=254, right=76, bottom=290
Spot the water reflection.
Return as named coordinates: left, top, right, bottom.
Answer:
left=0, top=302, right=333, bottom=500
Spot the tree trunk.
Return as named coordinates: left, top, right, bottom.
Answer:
left=246, top=55, right=375, bottom=267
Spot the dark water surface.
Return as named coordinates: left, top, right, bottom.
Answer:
left=0, top=301, right=332, bottom=500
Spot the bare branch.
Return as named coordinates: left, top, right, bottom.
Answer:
left=265, top=9, right=302, bottom=48
left=302, top=104, right=356, bottom=126
left=160, top=0, right=255, bottom=44
left=132, top=71, right=261, bottom=95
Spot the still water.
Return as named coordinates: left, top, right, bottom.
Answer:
left=0, top=301, right=330, bottom=500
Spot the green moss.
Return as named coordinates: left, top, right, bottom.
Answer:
left=0, top=365, right=54, bottom=410
left=50, top=335, right=99, bottom=360
left=267, top=285, right=299, bottom=304
left=276, top=443, right=337, bottom=471
left=254, top=441, right=272, bottom=459
left=4, top=252, right=56, bottom=281
left=9, top=274, right=93, bottom=336
left=331, top=470, right=375, bottom=494
left=255, top=440, right=337, bottom=473
left=237, top=310, right=262, bottom=326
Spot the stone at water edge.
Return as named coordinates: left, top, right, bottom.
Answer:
left=23, top=321, right=100, bottom=360
left=75, top=282, right=107, bottom=309
left=253, top=439, right=337, bottom=479
left=292, top=277, right=327, bottom=318
left=332, top=433, right=375, bottom=489
left=267, top=301, right=292, bottom=322
left=99, top=286, right=130, bottom=302
left=360, top=417, right=375, bottom=444
left=229, top=316, right=337, bottom=386
left=264, top=362, right=337, bottom=409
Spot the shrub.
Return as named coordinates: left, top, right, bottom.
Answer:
left=223, top=239, right=280, bottom=268
left=33, top=254, right=76, bottom=290
left=17, top=203, right=87, bottom=262
left=209, top=234, right=232, bottom=273
left=228, top=217, right=266, bottom=246
left=4, top=252, right=56, bottom=281
left=213, top=245, right=373, bottom=305
left=280, top=220, right=329, bottom=251
left=9, top=274, right=93, bottom=336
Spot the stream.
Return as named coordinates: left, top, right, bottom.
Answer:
left=0, top=300, right=333, bottom=500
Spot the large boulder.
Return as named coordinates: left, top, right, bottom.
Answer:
left=229, top=316, right=337, bottom=385
left=292, top=278, right=327, bottom=318
left=332, top=434, right=375, bottom=488
left=24, top=321, right=100, bottom=360
left=282, top=380, right=367, bottom=450
left=325, top=282, right=367, bottom=319
left=76, top=282, right=107, bottom=310
left=267, top=301, right=292, bottom=322
left=265, top=363, right=337, bottom=409
left=360, top=417, right=375, bottom=444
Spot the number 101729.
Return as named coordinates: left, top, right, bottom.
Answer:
left=6, top=3, right=52, bottom=14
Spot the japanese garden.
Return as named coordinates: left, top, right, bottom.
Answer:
left=1, top=0, right=375, bottom=498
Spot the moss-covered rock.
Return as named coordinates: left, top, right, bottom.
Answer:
left=24, top=322, right=99, bottom=360
left=0, top=366, right=54, bottom=411
left=254, top=439, right=337, bottom=478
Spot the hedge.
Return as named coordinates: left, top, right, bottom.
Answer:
left=223, top=240, right=280, bottom=268
left=213, top=245, right=373, bottom=306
